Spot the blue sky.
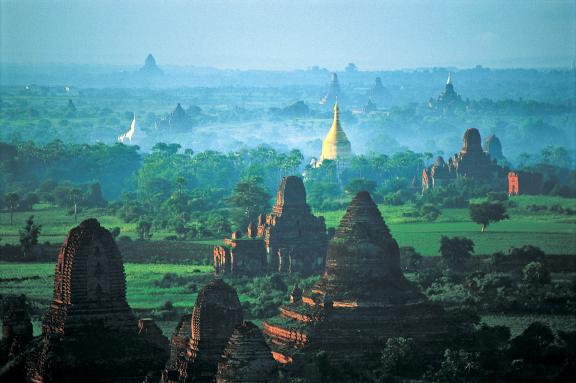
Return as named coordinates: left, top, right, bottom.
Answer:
left=1, top=0, right=574, bottom=70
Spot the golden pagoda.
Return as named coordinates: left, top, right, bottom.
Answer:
left=318, top=101, right=352, bottom=167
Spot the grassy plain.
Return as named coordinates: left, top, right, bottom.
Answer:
left=3, top=263, right=575, bottom=338
left=1, top=195, right=575, bottom=256
left=0, top=203, right=220, bottom=246
left=0, top=263, right=216, bottom=309
left=318, top=195, right=576, bottom=255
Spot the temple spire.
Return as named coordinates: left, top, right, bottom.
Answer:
left=319, top=99, right=352, bottom=166
left=446, top=72, right=452, bottom=85
left=333, top=98, right=339, bottom=124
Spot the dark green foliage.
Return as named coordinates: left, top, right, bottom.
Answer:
left=440, top=236, right=475, bottom=269
left=469, top=202, right=509, bottom=232
left=379, top=337, right=420, bottom=378
left=486, top=192, right=508, bottom=203
left=19, top=215, right=41, bottom=257
left=137, top=219, right=153, bottom=240
left=344, top=178, right=377, bottom=195
left=84, top=183, right=108, bottom=208
left=18, top=193, right=39, bottom=211
left=226, top=177, right=271, bottom=229
left=427, top=349, right=484, bottom=383
left=420, top=178, right=491, bottom=209
left=400, top=246, right=423, bottom=271
left=5, top=192, right=19, bottom=225
left=522, top=262, right=551, bottom=286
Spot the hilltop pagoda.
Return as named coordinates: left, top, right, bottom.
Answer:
left=263, top=192, right=467, bottom=371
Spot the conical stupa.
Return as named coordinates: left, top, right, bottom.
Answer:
left=263, top=192, right=467, bottom=370
left=318, top=101, right=352, bottom=167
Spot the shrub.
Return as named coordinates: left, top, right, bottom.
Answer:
left=522, top=262, right=551, bottom=286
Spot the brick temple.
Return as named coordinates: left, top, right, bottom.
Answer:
left=163, top=278, right=244, bottom=382
left=422, top=128, right=507, bottom=191
left=215, top=321, right=278, bottom=383
left=263, top=191, right=467, bottom=371
left=215, top=176, right=327, bottom=276
left=257, top=176, right=328, bottom=275
left=21, top=219, right=169, bottom=383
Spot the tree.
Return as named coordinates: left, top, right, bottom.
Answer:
left=175, top=177, right=187, bottom=195
left=137, top=219, right=153, bottom=240
left=344, top=178, right=376, bottom=196
left=469, top=202, right=509, bottom=232
left=380, top=337, right=418, bottom=377
left=19, top=215, right=42, bottom=258
left=400, top=246, right=423, bottom=271
left=522, top=262, right=551, bottom=286
left=5, top=192, right=19, bottom=226
left=226, top=177, right=271, bottom=228
left=420, top=204, right=441, bottom=221
left=440, top=236, right=475, bottom=269
left=429, top=349, right=483, bottom=382
left=19, top=193, right=39, bottom=211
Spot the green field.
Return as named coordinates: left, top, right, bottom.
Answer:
left=317, top=195, right=576, bottom=255
left=0, top=263, right=217, bottom=310
left=0, top=203, right=221, bottom=247
left=3, top=263, right=574, bottom=339
left=1, top=195, right=575, bottom=256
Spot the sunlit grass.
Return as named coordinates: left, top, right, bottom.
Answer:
left=317, top=195, right=576, bottom=255
left=0, top=263, right=216, bottom=310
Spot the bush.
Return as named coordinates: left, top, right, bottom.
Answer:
left=522, top=262, right=551, bottom=286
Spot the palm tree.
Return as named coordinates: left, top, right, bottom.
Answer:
left=5, top=192, right=19, bottom=226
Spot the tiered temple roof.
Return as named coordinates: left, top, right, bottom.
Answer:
left=171, top=279, right=244, bottom=382
left=216, top=321, right=278, bottom=383
left=263, top=192, right=465, bottom=370
left=257, top=176, right=327, bottom=274
left=422, top=128, right=507, bottom=191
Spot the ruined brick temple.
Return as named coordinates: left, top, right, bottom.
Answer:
left=257, top=176, right=328, bottom=275
left=508, top=171, right=543, bottom=195
left=0, top=219, right=170, bottom=382
left=216, top=321, right=278, bottom=383
left=422, top=128, right=507, bottom=191
left=163, top=278, right=244, bottom=382
left=214, top=176, right=327, bottom=276
left=263, top=191, right=466, bottom=372
left=484, top=134, right=506, bottom=163
left=213, top=229, right=267, bottom=276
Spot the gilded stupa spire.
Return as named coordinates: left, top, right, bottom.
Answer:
left=319, top=101, right=352, bottom=166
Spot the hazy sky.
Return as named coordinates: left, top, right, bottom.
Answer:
left=1, top=0, right=574, bottom=70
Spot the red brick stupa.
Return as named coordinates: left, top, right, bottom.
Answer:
left=28, top=219, right=169, bottom=383
left=257, top=176, right=327, bottom=274
left=163, top=278, right=244, bottom=382
left=263, top=192, right=465, bottom=369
